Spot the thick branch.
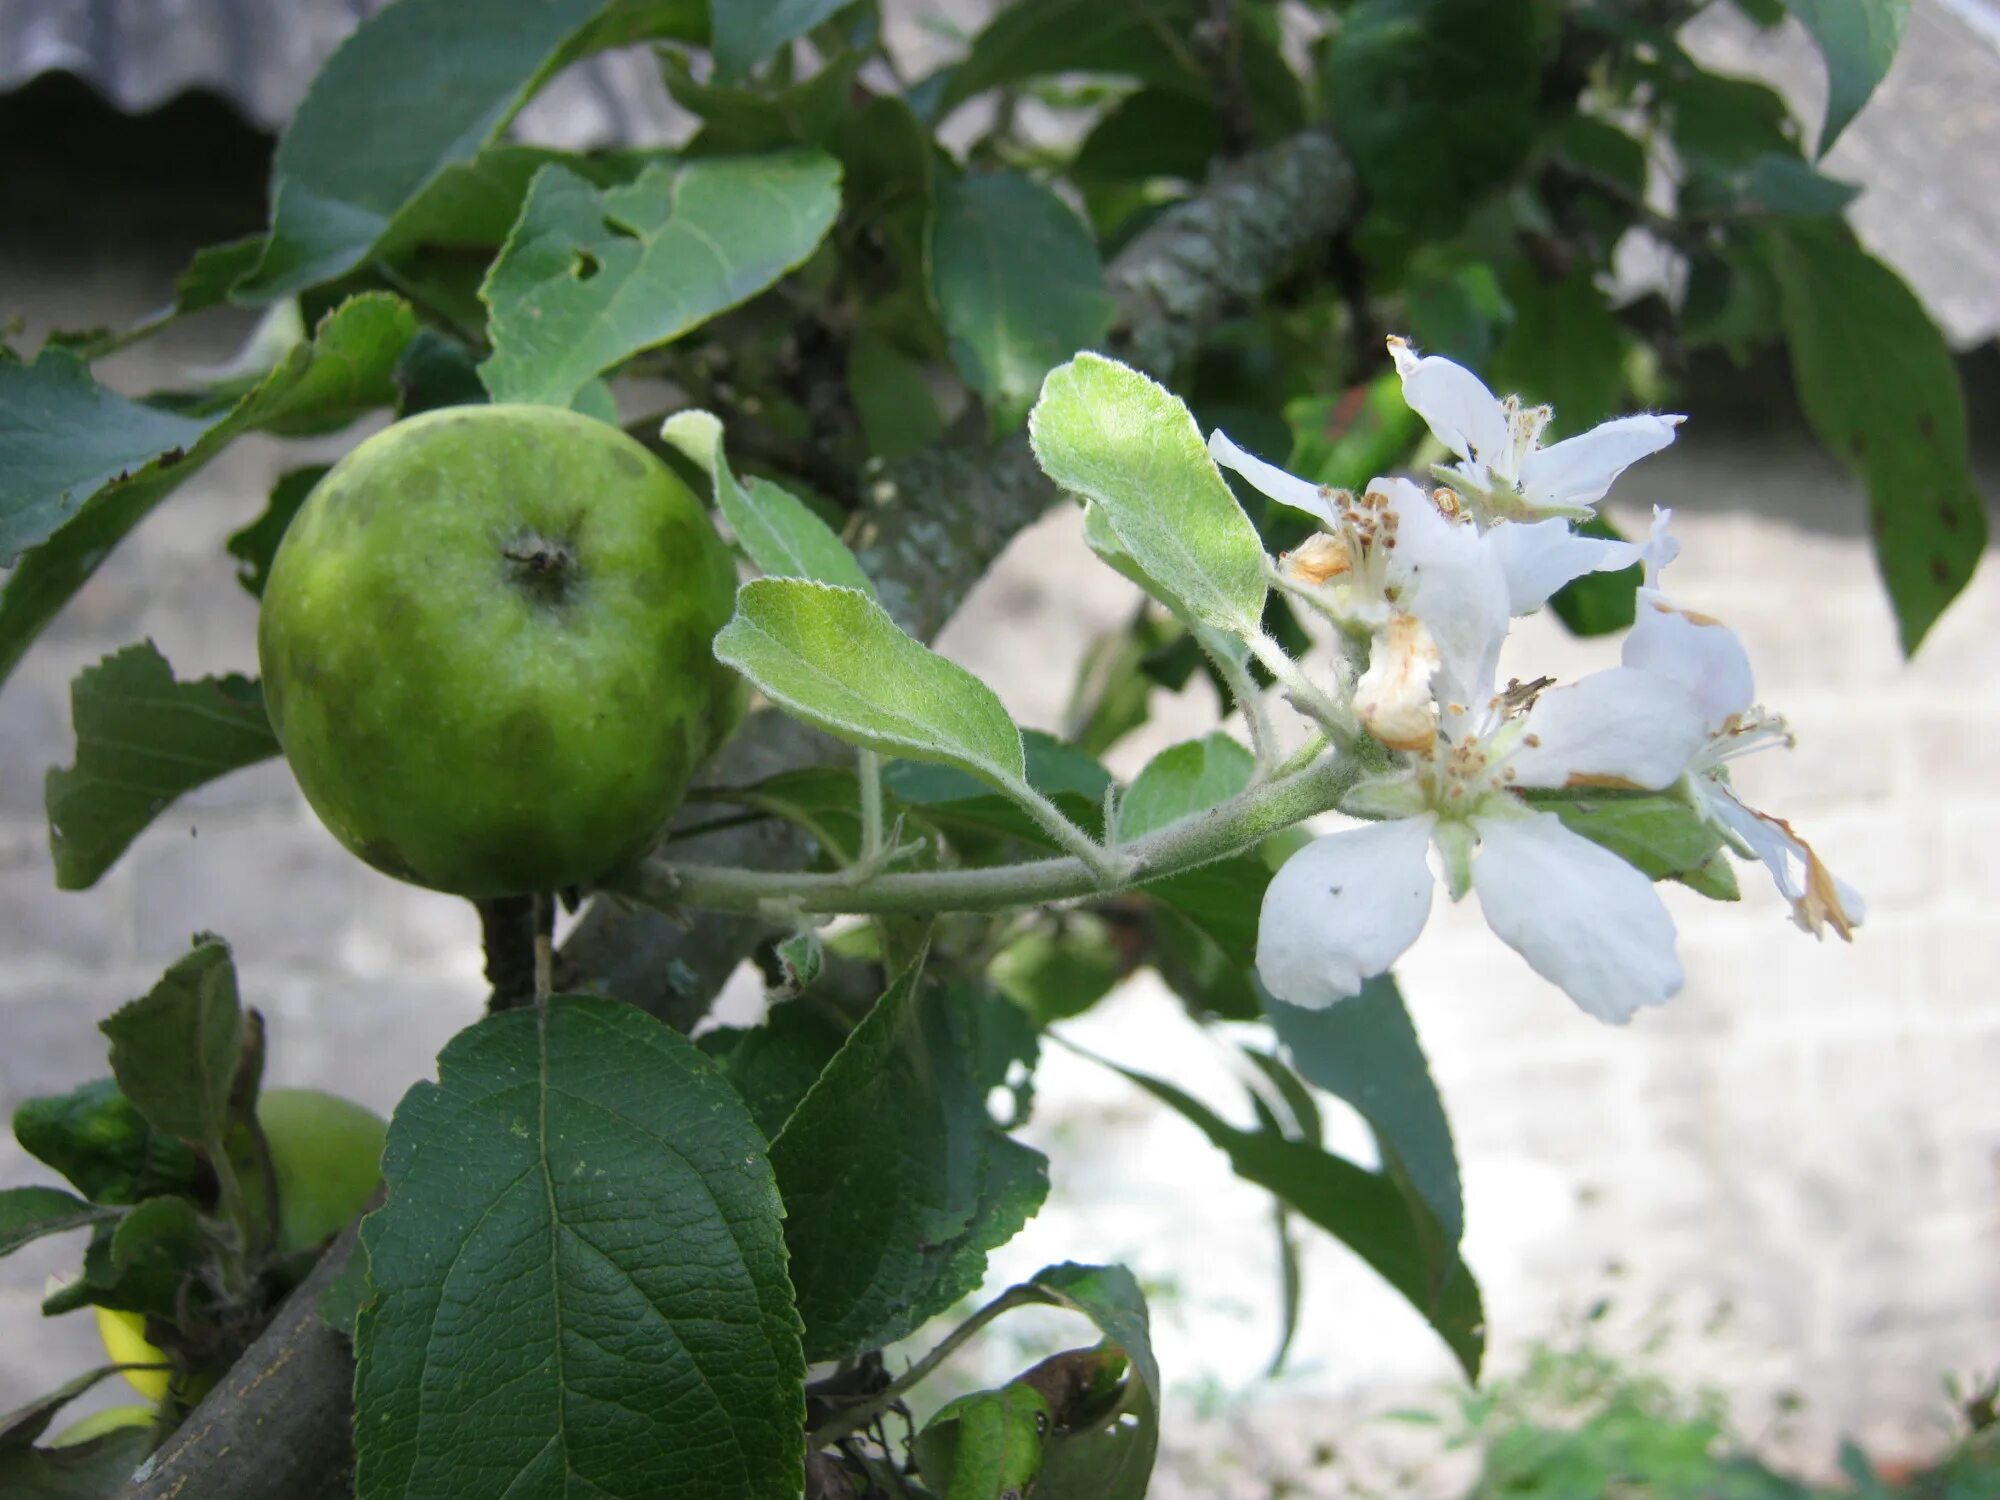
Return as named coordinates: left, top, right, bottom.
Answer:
left=147, top=124, right=1359, bottom=1500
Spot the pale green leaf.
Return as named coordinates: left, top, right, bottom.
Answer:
left=354, top=996, right=805, bottom=1500
left=47, top=644, right=280, bottom=891
left=1768, top=220, right=1986, bottom=651
left=930, top=173, right=1114, bottom=431
left=238, top=0, right=703, bottom=298
left=661, top=410, right=872, bottom=593
left=913, top=1384, right=1052, bottom=1499
left=1528, top=788, right=1733, bottom=887
left=1785, top=0, right=1910, bottom=155
left=715, top=578, right=1026, bottom=790
left=479, top=152, right=842, bottom=407
left=1031, top=354, right=1267, bottom=636
left=1116, top=733, right=1254, bottom=841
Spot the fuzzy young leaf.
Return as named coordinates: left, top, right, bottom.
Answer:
left=99, top=940, right=244, bottom=1147
left=0, top=294, right=416, bottom=693
left=12, top=1079, right=202, bottom=1207
left=1269, top=976, right=1464, bottom=1248
left=716, top=579, right=1027, bottom=790
left=0, top=1187, right=117, bottom=1258
left=930, top=173, right=1114, bottom=431
left=772, top=955, right=1049, bottom=1361
left=46, top=644, right=280, bottom=891
left=1786, top=0, right=1910, bottom=155
left=238, top=0, right=703, bottom=298
left=661, top=410, right=873, bottom=594
left=1033, top=355, right=1268, bottom=636
left=479, top=152, right=842, bottom=407
left=354, top=996, right=805, bottom=1500
left=1768, top=221, right=1986, bottom=651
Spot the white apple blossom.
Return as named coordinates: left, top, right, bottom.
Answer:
left=1258, top=579, right=1711, bottom=1023
left=1387, top=335, right=1683, bottom=525
left=1622, top=510, right=1864, bottom=940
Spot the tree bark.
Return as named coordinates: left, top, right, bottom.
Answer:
left=118, top=124, right=1357, bottom=1500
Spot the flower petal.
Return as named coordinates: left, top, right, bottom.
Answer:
left=1704, top=783, right=1864, bottom=940
left=1388, top=337, right=1511, bottom=475
left=1639, top=505, right=1680, bottom=587
left=1517, top=413, right=1683, bottom=512
left=1485, top=517, right=1643, bottom=615
left=1382, top=477, right=1510, bottom=713
left=1470, top=809, right=1684, bottom=1023
left=1209, top=428, right=1336, bottom=526
left=1507, top=666, right=1708, bottom=790
left=1256, top=815, right=1437, bottom=1009
left=1623, top=587, right=1756, bottom=730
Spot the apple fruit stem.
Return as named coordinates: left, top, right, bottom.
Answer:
left=631, top=751, right=1357, bottom=918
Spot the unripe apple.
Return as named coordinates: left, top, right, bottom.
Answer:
left=258, top=404, right=743, bottom=897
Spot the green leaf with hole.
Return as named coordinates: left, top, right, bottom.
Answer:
left=479, top=152, right=841, bottom=407
left=0, top=293, right=416, bottom=693
left=661, top=410, right=872, bottom=593
left=1786, top=0, right=1910, bottom=155
left=772, top=953, right=1049, bottom=1361
left=1021, top=1264, right=1160, bottom=1499
left=914, top=1384, right=1053, bottom=1499
left=354, top=996, right=805, bottom=1500
left=47, top=643, right=280, bottom=891
left=237, top=0, right=703, bottom=298
left=716, top=578, right=1027, bottom=792
left=1032, top=355, right=1268, bottom=637
left=1768, top=220, right=1986, bottom=652
left=930, top=173, right=1114, bottom=432
left=98, top=939, right=245, bottom=1147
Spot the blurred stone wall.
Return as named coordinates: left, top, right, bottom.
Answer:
left=2, top=8, right=1997, bottom=1493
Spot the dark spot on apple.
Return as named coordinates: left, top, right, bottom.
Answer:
left=611, top=446, right=645, bottom=479
left=630, top=565, right=669, bottom=607
left=1851, top=431, right=1866, bottom=459
left=1919, top=413, right=1935, bottom=440
left=1940, top=502, right=1960, bottom=531
left=498, top=707, right=557, bottom=768
left=1931, top=555, right=1952, bottom=584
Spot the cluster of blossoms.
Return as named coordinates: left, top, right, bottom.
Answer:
left=1220, top=338, right=1862, bottom=1024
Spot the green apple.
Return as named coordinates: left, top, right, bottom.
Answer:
left=258, top=404, right=743, bottom=897
left=247, top=1088, right=389, bottom=1258
left=93, top=1306, right=171, bottom=1401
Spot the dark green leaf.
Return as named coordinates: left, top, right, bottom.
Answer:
left=1323, top=0, right=1545, bottom=235
left=930, top=173, right=1114, bottom=432
left=0, top=1367, right=131, bottom=1449
left=772, top=954, right=1049, bottom=1361
left=662, top=48, right=860, bottom=147
left=107, top=1197, right=202, bottom=1277
left=1785, top=0, right=1910, bottom=154
left=0, top=293, right=416, bottom=693
left=1150, top=904, right=1262, bottom=1021
left=0, top=1428, right=152, bottom=1495
left=699, top=996, right=851, bottom=1139
left=46, top=644, right=280, bottom=890
left=354, top=996, right=805, bottom=1500
left=710, top=0, right=849, bottom=79
left=0, top=1188, right=117, bottom=1258
left=1095, top=1050, right=1483, bottom=1377
left=317, top=1240, right=372, bottom=1339
left=1281, top=374, right=1425, bottom=492
left=1768, top=220, right=1987, bottom=650
left=478, top=152, right=842, bottom=407
left=882, top=730, right=1111, bottom=849
left=391, top=331, right=488, bottom=416
left=173, top=236, right=267, bottom=316
left=238, top=0, right=702, bottom=298
left=848, top=331, right=945, bottom=461
left=990, top=915, right=1124, bottom=1026
left=1116, top=733, right=1253, bottom=840
left=1490, top=268, right=1627, bottom=438
left=700, top=766, right=870, bottom=866
left=1062, top=611, right=1175, bottom=758
left=98, top=939, right=243, bottom=1145
left=1269, top=975, right=1463, bottom=1247
left=12, top=1080, right=202, bottom=1207
left=226, top=467, right=327, bottom=598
